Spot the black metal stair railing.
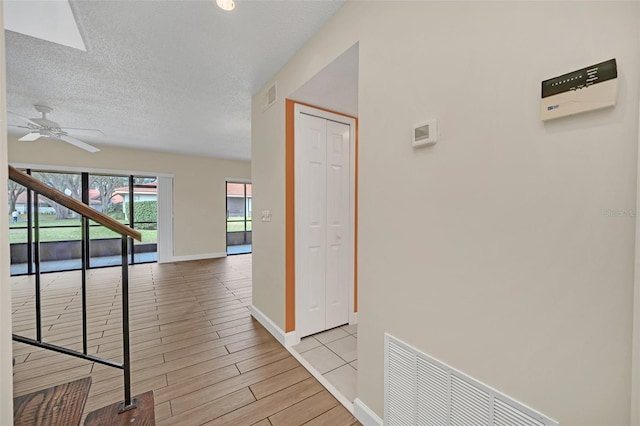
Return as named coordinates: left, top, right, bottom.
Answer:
left=9, top=166, right=142, bottom=412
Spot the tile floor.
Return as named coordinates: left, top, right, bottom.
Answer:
left=292, top=324, right=358, bottom=402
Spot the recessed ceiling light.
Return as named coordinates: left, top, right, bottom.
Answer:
left=216, top=0, right=235, bottom=11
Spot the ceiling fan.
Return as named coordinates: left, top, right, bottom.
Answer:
left=8, top=105, right=102, bottom=153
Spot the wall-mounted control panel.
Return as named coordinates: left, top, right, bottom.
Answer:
left=541, top=59, right=617, bottom=121
left=413, top=119, right=437, bottom=147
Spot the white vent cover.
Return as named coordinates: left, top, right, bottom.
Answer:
left=384, top=334, right=558, bottom=426
left=262, top=82, right=277, bottom=112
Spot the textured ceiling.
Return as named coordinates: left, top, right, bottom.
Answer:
left=5, top=0, right=345, bottom=160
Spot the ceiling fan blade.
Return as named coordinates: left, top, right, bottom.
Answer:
left=60, top=127, right=105, bottom=136
left=8, top=111, right=40, bottom=127
left=8, top=124, right=32, bottom=130
left=19, top=132, right=43, bottom=142
left=58, top=135, right=100, bottom=153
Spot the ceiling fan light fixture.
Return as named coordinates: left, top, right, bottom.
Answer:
left=9, top=105, right=101, bottom=152
left=216, top=0, right=235, bottom=11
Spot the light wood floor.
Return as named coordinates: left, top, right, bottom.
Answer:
left=11, top=255, right=360, bottom=426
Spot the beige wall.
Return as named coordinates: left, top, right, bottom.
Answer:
left=252, top=2, right=640, bottom=424
left=9, top=136, right=251, bottom=258
left=0, top=2, right=14, bottom=422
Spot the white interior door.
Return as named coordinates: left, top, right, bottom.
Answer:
left=296, top=109, right=351, bottom=338
left=297, top=113, right=327, bottom=336
left=325, top=120, right=350, bottom=329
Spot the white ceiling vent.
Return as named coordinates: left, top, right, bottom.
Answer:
left=262, top=82, right=277, bottom=112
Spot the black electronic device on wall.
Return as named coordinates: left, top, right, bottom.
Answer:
left=541, top=59, right=617, bottom=120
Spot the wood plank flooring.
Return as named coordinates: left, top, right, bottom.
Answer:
left=12, top=255, right=360, bottom=426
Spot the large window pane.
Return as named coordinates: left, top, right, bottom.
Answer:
left=32, top=172, right=83, bottom=238
left=30, top=172, right=83, bottom=272
left=88, top=175, right=129, bottom=267
left=226, top=182, right=252, bottom=254
left=8, top=178, right=26, bottom=219
left=8, top=178, right=27, bottom=245
left=246, top=183, right=252, bottom=232
left=246, top=184, right=252, bottom=220
left=131, top=177, right=157, bottom=262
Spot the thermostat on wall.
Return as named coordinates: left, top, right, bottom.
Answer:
left=413, top=119, right=437, bottom=147
left=541, top=59, right=617, bottom=121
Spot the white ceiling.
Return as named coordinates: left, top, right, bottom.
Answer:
left=4, top=0, right=346, bottom=160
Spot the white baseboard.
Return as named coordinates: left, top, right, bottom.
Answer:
left=170, top=252, right=226, bottom=262
left=251, top=305, right=296, bottom=346
left=350, top=312, right=358, bottom=325
left=354, top=398, right=383, bottom=426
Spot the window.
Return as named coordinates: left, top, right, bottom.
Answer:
left=226, top=182, right=252, bottom=255
left=8, top=169, right=158, bottom=275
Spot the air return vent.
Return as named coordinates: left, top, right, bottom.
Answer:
left=384, top=334, right=559, bottom=426
left=262, top=82, right=277, bottom=112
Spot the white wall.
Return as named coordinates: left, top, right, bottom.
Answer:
left=0, top=2, right=14, bottom=422
left=9, top=136, right=251, bottom=259
left=252, top=2, right=640, bottom=424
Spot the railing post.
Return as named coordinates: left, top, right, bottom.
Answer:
left=81, top=173, right=89, bottom=355
left=33, top=193, right=42, bottom=342
left=26, top=169, right=33, bottom=275
left=81, top=216, right=88, bottom=355
left=128, top=175, right=135, bottom=265
left=119, top=235, right=135, bottom=411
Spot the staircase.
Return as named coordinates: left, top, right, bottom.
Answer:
left=9, top=166, right=155, bottom=425
left=13, top=378, right=155, bottom=426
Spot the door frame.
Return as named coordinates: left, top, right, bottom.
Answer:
left=294, top=103, right=357, bottom=338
